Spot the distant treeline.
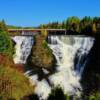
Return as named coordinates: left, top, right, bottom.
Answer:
left=0, top=20, right=34, bottom=31
left=7, top=25, right=34, bottom=29
left=0, top=16, right=100, bottom=35
left=39, top=16, right=100, bottom=35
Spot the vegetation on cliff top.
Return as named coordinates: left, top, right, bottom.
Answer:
left=0, top=32, right=14, bottom=56
left=0, top=20, right=8, bottom=32
left=40, top=16, right=100, bottom=35
left=0, top=30, right=14, bottom=57
left=29, top=35, right=55, bottom=70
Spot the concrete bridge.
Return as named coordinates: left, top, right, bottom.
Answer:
left=8, top=29, right=67, bottom=36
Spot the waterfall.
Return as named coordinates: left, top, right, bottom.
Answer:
left=27, top=35, right=94, bottom=100
left=12, top=36, right=34, bottom=64
left=12, top=35, right=93, bottom=99
left=48, top=36, right=94, bottom=96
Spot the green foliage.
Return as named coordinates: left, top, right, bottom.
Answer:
left=42, top=40, right=48, bottom=48
left=0, top=65, right=34, bottom=100
left=0, top=20, right=8, bottom=32
left=7, top=25, right=22, bottom=29
left=65, top=16, right=80, bottom=32
left=40, top=22, right=63, bottom=29
left=39, top=16, right=100, bottom=35
left=42, top=40, right=53, bottom=56
left=41, top=29, right=48, bottom=37
left=80, top=16, right=93, bottom=33
left=93, top=17, right=100, bottom=24
left=7, top=25, right=34, bottom=29
left=88, top=92, right=100, bottom=100
left=0, top=31, right=14, bottom=57
left=48, top=86, right=69, bottom=100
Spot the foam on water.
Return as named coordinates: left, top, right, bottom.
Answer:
left=13, top=35, right=94, bottom=100
left=12, top=36, right=34, bottom=64
left=28, top=36, right=94, bottom=99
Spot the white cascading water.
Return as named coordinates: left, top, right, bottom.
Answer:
left=28, top=35, right=94, bottom=100
left=12, top=36, right=34, bottom=64
left=48, top=36, right=94, bottom=95
left=12, top=35, right=94, bottom=100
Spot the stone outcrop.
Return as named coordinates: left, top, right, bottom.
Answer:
left=28, top=35, right=56, bottom=70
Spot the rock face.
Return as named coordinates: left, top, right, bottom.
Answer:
left=26, top=35, right=94, bottom=100
left=29, top=35, right=55, bottom=70
left=81, top=34, right=100, bottom=98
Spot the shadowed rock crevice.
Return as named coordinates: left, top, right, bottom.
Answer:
left=81, top=34, right=100, bottom=99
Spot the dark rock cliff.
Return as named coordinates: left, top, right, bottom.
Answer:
left=81, top=34, right=100, bottom=98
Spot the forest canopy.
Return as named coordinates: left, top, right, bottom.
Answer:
left=39, top=16, right=100, bottom=35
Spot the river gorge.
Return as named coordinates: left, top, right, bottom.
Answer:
left=11, top=35, right=94, bottom=100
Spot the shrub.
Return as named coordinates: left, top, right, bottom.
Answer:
left=0, top=65, right=34, bottom=100
left=0, top=31, right=14, bottom=57
left=88, top=91, right=100, bottom=100
left=48, top=86, right=69, bottom=100
left=42, top=40, right=52, bottom=56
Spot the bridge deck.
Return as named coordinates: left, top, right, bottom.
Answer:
left=8, top=29, right=67, bottom=36
left=8, top=29, right=66, bottom=31
left=8, top=29, right=94, bottom=37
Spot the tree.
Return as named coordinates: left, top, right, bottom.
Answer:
left=40, top=24, right=48, bottom=29
left=93, top=17, right=100, bottom=33
left=80, top=16, right=93, bottom=34
left=0, top=20, right=8, bottom=32
left=93, top=17, right=100, bottom=24
left=0, top=31, right=14, bottom=57
left=61, top=21, right=66, bottom=29
left=48, top=86, right=69, bottom=100
left=65, top=16, right=80, bottom=32
left=92, top=23, right=96, bottom=33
